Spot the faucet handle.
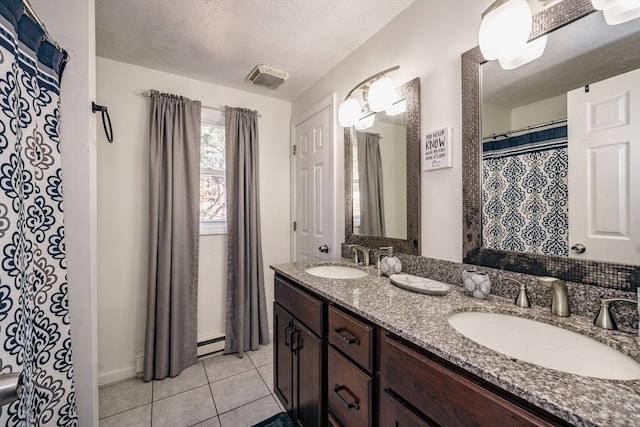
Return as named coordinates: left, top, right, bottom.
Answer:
left=504, top=277, right=530, bottom=308
left=593, top=298, right=637, bottom=330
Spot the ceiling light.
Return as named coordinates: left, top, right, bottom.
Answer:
left=592, top=0, right=640, bottom=25
left=479, top=0, right=533, bottom=61
left=498, top=35, right=548, bottom=70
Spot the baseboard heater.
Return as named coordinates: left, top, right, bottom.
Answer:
left=197, top=333, right=225, bottom=357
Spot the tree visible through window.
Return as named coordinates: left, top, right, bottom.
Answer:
left=200, top=120, right=227, bottom=234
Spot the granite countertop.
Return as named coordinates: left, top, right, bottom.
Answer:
left=271, top=259, right=640, bottom=427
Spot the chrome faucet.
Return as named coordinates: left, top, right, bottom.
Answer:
left=538, top=277, right=570, bottom=317
left=593, top=298, right=637, bottom=330
left=347, top=244, right=371, bottom=266
left=503, top=277, right=530, bottom=308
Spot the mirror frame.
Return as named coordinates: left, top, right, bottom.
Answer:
left=462, top=0, right=638, bottom=290
left=345, top=77, right=421, bottom=255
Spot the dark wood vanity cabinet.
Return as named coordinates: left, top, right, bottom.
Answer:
left=273, top=273, right=569, bottom=427
left=381, top=334, right=565, bottom=427
left=327, top=305, right=377, bottom=427
left=274, top=276, right=325, bottom=427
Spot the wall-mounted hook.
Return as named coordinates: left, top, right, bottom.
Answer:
left=92, top=102, right=113, bottom=143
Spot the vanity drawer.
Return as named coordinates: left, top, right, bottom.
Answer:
left=328, top=305, right=373, bottom=372
left=328, top=346, right=372, bottom=427
left=380, top=389, right=435, bottom=427
left=274, top=275, right=324, bottom=337
left=383, top=335, right=554, bottom=427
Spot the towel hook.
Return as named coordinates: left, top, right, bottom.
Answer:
left=92, top=102, right=113, bottom=143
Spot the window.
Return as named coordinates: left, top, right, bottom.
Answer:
left=200, top=110, right=226, bottom=235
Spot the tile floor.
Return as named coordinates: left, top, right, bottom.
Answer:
left=98, top=343, right=285, bottom=426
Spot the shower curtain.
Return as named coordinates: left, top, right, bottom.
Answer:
left=0, top=2, right=77, bottom=426
left=482, top=125, right=568, bottom=256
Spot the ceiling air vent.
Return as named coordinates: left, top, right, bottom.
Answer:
left=247, top=64, right=289, bottom=89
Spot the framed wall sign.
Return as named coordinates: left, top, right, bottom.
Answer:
left=423, top=127, right=452, bottom=171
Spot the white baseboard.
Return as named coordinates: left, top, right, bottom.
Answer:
left=99, top=366, right=137, bottom=387
left=197, top=331, right=225, bottom=357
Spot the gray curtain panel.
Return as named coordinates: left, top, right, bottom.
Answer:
left=357, top=132, right=386, bottom=236
left=144, top=90, right=201, bottom=381
left=224, top=106, right=270, bottom=357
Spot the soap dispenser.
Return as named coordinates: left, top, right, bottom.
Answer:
left=379, top=246, right=402, bottom=276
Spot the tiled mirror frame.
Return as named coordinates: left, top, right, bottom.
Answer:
left=344, top=77, right=421, bottom=255
left=461, top=0, right=639, bottom=290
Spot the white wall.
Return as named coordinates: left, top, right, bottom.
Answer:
left=511, top=94, right=566, bottom=128
left=96, top=58, right=291, bottom=384
left=293, top=0, right=491, bottom=262
left=31, top=0, right=98, bottom=425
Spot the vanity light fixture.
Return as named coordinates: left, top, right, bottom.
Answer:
left=479, top=0, right=547, bottom=70
left=337, top=65, right=401, bottom=128
left=385, top=98, right=407, bottom=116
left=354, top=112, right=376, bottom=130
left=591, top=0, right=640, bottom=25
left=479, top=0, right=532, bottom=61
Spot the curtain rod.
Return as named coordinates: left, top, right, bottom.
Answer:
left=142, top=91, right=261, bottom=117
left=23, top=0, right=69, bottom=61
left=483, top=118, right=567, bottom=141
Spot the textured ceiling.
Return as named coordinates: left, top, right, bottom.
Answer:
left=96, top=0, right=415, bottom=101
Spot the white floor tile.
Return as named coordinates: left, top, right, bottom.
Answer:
left=99, top=377, right=152, bottom=419
left=257, top=363, right=273, bottom=392
left=98, top=403, right=151, bottom=427
left=210, top=369, right=270, bottom=414
left=153, top=361, right=208, bottom=400
left=152, top=385, right=217, bottom=427
left=203, top=353, right=255, bottom=382
left=247, top=343, right=273, bottom=368
left=218, top=395, right=281, bottom=427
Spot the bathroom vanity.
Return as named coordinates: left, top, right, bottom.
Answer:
left=271, top=261, right=640, bottom=427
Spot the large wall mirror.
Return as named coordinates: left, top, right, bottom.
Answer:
left=345, top=77, right=420, bottom=255
left=462, top=0, right=639, bottom=290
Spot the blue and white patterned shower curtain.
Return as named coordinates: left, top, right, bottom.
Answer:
left=482, top=125, right=569, bottom=256
left=0, top=1, right=77, bottom=426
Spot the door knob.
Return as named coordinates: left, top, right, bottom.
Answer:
left=318, top=245, right=329, bottom=253
left=0, top=372, right=23, bottom=407
left=571, top=243, right=586, bottom=254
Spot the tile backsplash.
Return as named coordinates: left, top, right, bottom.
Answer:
left=341, top=245, right=638, bottom=332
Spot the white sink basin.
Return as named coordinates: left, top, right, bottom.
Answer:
left=305, top=265, right=368, bottom=279
left=448, top=311, right=640, bottom=380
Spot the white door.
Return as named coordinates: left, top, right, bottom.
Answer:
left=567, top=68, right=640, bottom=264
left=294, top=106, right=333, bottom=262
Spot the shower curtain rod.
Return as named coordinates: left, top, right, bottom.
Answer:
left=142, top=91, right=261, bottom=117
left=483, top=118, right=567, bottom=141
left=23, top=0, right=69, bottom=61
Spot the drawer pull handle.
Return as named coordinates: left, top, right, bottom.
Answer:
left=332, top=385, right=360, bottom=410
left=333, top=328, right=360, bottom=345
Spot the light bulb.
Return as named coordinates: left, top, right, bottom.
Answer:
left=368, top=77, right=395, bottom=112
left=479, top=0, right=532, bottom=61
left=338, top=98, right=361, bottom=127
left=385, top=99, right=407, bottom=116
left=498, top=35, right=547, bottom=70
left=592, top=0, right=640, bottom=25
left=354, top=113, right=375, bottom=130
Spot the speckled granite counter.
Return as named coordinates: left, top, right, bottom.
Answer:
left=271, top=259, right=640, bottom=427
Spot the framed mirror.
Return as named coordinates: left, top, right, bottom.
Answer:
left=462, top=0, right=639, bottom=290
left=345, top=77, right=420, bottom=255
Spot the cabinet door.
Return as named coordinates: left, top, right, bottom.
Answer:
left=293, top=318, right=324, bottom=427
left=380, top=389, right=435, bottom=427
left=274, top=303, right=294, bottom=412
